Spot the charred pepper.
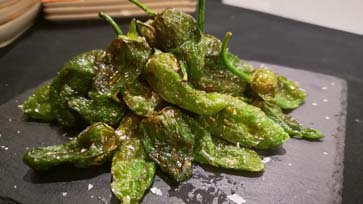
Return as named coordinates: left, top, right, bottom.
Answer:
left=199, top=96, right=289, bottom=150
left=20, top=84, right=56, bottom=122
left=90, top=14, right=161, bottom=117
left=186, top=117, right=264, bottom=172
left=144, top=51, right=227, bottom=115
left=23, top=122, right=119, bottom=171
left=253, top=100, right=323, bottom=140
left=139, top=107, right=195, bottom=182
left=222, top=32, right=307, bottom=109
left=49, top=50, right=105, bottom=126
left=111, top=115, right=156, bottom=204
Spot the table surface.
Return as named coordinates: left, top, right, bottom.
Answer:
left=0, top=0, right=362, bottom=203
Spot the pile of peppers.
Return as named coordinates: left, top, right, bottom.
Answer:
left=20, top=0, right=323, bottom=203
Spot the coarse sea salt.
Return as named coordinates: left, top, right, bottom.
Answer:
left=227, top=194, right=246, bottom=204
left=262, top=157, right=271, bottom=164
left=150, top=187, right=163, bottom=196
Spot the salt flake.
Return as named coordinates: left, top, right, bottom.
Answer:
left=227, top=194, right=246, bottom=204
left=262, top=157, right=271, bottom=164
left=150, top=187, right=163, bottom=196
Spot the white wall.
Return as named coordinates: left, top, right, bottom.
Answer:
left=223, top=0, right=363, bottom=35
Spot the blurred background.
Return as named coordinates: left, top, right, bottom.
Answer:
left=1, top=0, right=362, bottom=47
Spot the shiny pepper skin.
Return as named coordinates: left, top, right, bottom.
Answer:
left=23, top=122, right=119, bottom=170
left=144, top=51, right=227, bottom=115
left=111, top=115, right=156, bottom=204
left=49, top=50, right=105, bottom=127
left=21, top=84, right=56, bottom=122
left=199, top=96, right=289, bottom=150
left=186, top=117, right=264, bottom=172
left=139, top=107, right=195, bottom=182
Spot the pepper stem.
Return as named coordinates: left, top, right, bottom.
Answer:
left=198, top=0, right=205, bottom=32
left=128, top=0, right=157, bottom=17
left=222, top=32, right=252, bottom=82
left=99, top=12, right=123, bottom=35
left=127, top=19, right=139, bottom=37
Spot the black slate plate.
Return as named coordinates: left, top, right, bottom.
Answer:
left=0, top=63, right=347, bottom=204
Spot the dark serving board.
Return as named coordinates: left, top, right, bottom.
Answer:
left=0, top=63, right=347, bottom=204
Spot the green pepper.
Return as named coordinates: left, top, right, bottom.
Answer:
left=130, top=0, right=205, bottom=83
left=139, top=107, right=195, bottom=182
left=68, top=96, right=126, bottom=126
left=23, top=122, right=119, bottom=171
left=49, top=50, right=105, bottom=126
left=136, top=19, right=157, bottom=48
left=194, top=34, right=248, bottom=95
left=20, top=84, right=56, bottom=122
left=95, top=14, right=161, bottom=116
left=111, top=115, right=156, bottom=204
left=199, top=96, right=289, bottom=150
left=221, top=32, right=306, bottom=109
left=253, top=100, right=323, bottom=140
left=186, top=117, right=264, bottom=172
left=144, top=51, right=227, bottom=115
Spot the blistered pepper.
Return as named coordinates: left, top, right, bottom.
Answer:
left=222, top=32, right=307, bottom=109
left=89, top=14, right=161, bottom=117
left=111, top=115, right=156, bottom=204
left=23, top=122, right=119, bottom=170
left=186, top=117, right=264, bottom=172
left=20, top=84, right=56, bottom=122
left=195, top=34, right=249, bottom=95
left=199, top=96, right=289, bottom=150
left=139, top=107, right=195, bottom=182
left=49, top=50, right=105, bottom=126
left=129, top=0, right=205, bottom=83
left=253, top=100, right=324, bottom=140
left=144, top=51, right=227, bottom=115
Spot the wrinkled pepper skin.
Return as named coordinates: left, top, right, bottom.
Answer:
left=144, top=51, right=227, bottom=115
left=111, top=115, right=156, bottom=204
left=139, top=107, right=195, bottom=182
left=49, top=50, right=105, bottom=126
left=149, top=8, right=207, bottom=84
left=136, top=19, right=157, bottom=48
left=220, top=32, right=306, bottom=109
left=23, top=122, right=119, bottom=171
left=197, top=35, right=248, bottom=95
left=199, top=97, right=289, bottom=150
left=91, top=26, right=161, bottom=117
left=68, top=96, right=126, bottom=126
left=250, top=69, right=307, bottom=110
left=255, top=101, right=323, bottom=140
left=186, top=118, right=264, bottom=172
left=21, top=84, right=56, bottom=121
left=153, top=9, right=200, bottom=51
